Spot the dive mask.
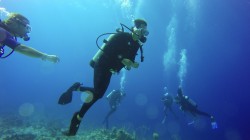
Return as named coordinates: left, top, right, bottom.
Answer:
left=134, top=26, right=149, bottom=37
left=133, top=26, right=149, bottom=43
left=139, top=27, right=149, bottom=36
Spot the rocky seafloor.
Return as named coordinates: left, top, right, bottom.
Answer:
left=0, top=114, right=158, bottom=140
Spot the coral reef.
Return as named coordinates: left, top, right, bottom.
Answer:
left=85, top=128, right=135, bottom=140
left=0, top=114, right=138, bottom=140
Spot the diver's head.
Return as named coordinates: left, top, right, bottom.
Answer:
left=164, top=86, right=168, bottom=92
left=3, top=13, right=31, bottom=41
left=132, top=19, right=149, bottom=43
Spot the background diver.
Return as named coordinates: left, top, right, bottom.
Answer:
left=0, top=12, right=59, bottom=62
left=58, top=19, right=149, bottom=136
left=175, top=87, right=218, bottom=129
left=161, top=87, right=178, bottom=124
left=102, top=89, right=126, bottom=129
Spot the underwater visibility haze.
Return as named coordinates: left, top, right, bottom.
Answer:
left=0, top=0, right=250, bottom=140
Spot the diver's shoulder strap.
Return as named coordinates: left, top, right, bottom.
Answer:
left=139, top=45, right=144, bottom=62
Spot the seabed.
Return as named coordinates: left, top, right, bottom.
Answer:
left=0, top=114, right=145, bottom=140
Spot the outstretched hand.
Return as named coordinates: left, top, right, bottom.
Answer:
left=43, top=54, right=60, bottom=63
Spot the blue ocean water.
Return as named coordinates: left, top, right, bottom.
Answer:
left=1, top=0, right=249, bottom=139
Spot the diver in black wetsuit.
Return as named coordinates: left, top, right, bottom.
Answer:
left=58, top=19, right=149, bottom=136
left=175, top=87, right=218, bottom=129
left=102, top=89, right=125, bottom=129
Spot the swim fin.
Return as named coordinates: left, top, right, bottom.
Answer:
left=58, top=82, right=81, bottom=105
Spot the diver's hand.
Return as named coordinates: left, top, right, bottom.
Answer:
left=42, top=54, right=60, bottom=63
left=122, top=58, right=139, bottom=69
left=132, top=62, right=139, bottom=68
left=122, top=58, right=132, bottom=66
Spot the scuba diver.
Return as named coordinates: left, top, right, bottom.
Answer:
left=102, top=89, right=126, bottom=129
left=0, top=12, right=59, bottom=62
left=175, top=87, right=218, bottom=129
left=161, top=87, right=178, bottom=124
left=58, top=19, right=149, bottom=136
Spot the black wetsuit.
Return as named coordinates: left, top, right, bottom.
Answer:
left=176, top=95, right=211, bottom=118
left=78, top=32, right=140, bottom=116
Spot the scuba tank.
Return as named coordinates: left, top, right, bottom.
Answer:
left=185, top=96, right=198, bottom=108
left=90, top=34, right=115, bottom=68
left=106, top=90, right=116, bottom=101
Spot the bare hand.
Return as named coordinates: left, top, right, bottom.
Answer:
left=43, top=54, right=60, bottom=63
left=122, top=58, right=139, bottom=69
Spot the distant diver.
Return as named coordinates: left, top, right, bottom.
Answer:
left=102, top=89, right=126, bottom=129
left=161, top=87, right=178, bottom=124
left=175, top=87, right=218, bottom=129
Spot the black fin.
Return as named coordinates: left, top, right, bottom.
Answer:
left=58, top=91, right=73, bottom=105
left=58, top=82, right=81, bottom=105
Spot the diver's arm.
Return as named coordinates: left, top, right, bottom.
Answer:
left=15, top=44, right=60, bottom=63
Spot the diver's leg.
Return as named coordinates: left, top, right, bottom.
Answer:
left=103, top=107, right=116, bottom=128
left=78, top=65, right=112, bottom=117
left=195, top=109, right=212, bottom=118
left=66, top=65, right=112, bottom=136
left=169, top=107, right=178, bottom=119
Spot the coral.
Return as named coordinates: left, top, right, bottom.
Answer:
left=0, top=114, right=143, bottom=140
left=83, top=127, right=135, bottom=140
left=3, top=134, right=36, bottom=140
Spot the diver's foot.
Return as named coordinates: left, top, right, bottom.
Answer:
left=58, top=82, right=81, bottom=105
left=62, top=130, right=75, bottom=136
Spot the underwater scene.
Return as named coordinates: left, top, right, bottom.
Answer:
left=0, top=0, right=249, bottom=140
